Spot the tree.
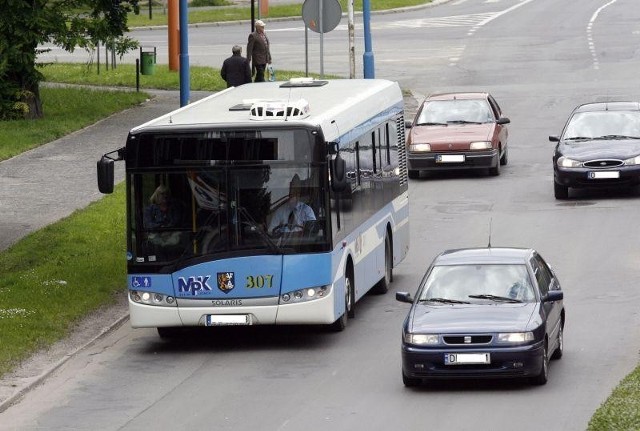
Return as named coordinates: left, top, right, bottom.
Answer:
left=0, top=0, right=139, bottom=120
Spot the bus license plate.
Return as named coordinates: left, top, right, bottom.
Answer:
left=589, top=171, right=619, bottom=179
left=206, top=314, right=249, bottom=326
left=444, top=353, right=490, bottom=365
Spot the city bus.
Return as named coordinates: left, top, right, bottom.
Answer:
left=97, top=78, right=410, bottom=336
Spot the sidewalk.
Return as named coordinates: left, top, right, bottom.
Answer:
left=0, top=89, right=207, bottom=252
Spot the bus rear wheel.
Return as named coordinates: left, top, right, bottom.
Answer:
left=373, top=234, right=392, bottom=294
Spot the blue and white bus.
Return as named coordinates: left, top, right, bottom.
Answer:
left=97, top=78, right=410, bottom=336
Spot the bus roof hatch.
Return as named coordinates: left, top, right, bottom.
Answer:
left=249, top=99, right=311, bottom=121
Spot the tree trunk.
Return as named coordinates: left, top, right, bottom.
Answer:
left=21, top=83, right=44, bottom=120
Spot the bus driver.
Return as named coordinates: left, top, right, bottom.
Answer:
left=268, top=174, right=316, bottom=235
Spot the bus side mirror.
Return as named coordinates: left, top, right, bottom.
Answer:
left=330, top=154, right=347, bottom=192
left=97, top=156, right=115, bottom=194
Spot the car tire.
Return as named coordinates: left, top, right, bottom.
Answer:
left=489, top=159, right=500, bottom=176
left=531, top=342, right=549, bottom=385
left=554, top=182, right=569, bottom=199
left=372, top=235, right=392, bottom=294
left=408, top=169, right=420, bottom=179
left=500, top=145, right=508, bottom=166
left=551, top=323, right=564, bottom=360
left=402, top=371, right=421, bottom=387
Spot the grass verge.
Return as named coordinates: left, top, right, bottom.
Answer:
left=588, top=367, right=640, bottom=430
left=0, top=87, right=149, bottom=162
left=127, top=0, right=432, bottom=27
left=38, top=63, right=331, bottom=92
left=0, top=185, right=126, bottom=377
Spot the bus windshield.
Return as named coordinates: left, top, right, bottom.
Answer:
left=127, top=129, right=329, bottom=267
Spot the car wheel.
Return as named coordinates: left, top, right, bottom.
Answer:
left=554, top=182, right=569, bottom=199
left=372, top=235, right=392, bottom=294
left=402, top=370, right=421, bottom=387
left=489, top=159, right=500, bottom=176
left=500, top=144, right=508, bottom=166
left=329, top=267, right=354, bottom=331
left=551, top=323, right=564, bottom=360
left=531, top=342, right=549, bottom=385
left=408, top=169, right=419, bottom=179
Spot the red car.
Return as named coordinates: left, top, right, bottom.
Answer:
left=406, top=92, right=510, bottom=179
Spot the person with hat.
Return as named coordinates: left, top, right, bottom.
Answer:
left=220, top=45, right=252, bottom=87
left=247, top=19, right=272, bottom=82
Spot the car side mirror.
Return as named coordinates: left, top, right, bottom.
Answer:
left=396, top=291, right=414, bottom=304
left=544, top=290, right=563, bottom=302
left=97, top=156, right=115, bottom=194
left=549, top=135, right=560, bottom=142
left=497, top=117, right=510, bottom=125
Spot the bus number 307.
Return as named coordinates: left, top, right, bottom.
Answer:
left=246, top=275, right=274, bottom=289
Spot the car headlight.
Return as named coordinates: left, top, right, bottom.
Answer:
left=624, top=155, right=640, bottom=166
left=404, top=333, right=439, bottom=345
left=497, top=332, right=534, bottom=343
left=470, top=141, right=492, bottom=150
left=557, top=156, right=582, bottom=168
left=409, top=143, right=431, bottom=152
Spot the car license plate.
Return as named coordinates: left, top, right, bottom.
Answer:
left=437, top=154, right=465, bottom=163
left=589, top=171, right=619, bottom=179
left=206, top=314, right=249, bottom=326
left=444, top=353, right=490, bottom=365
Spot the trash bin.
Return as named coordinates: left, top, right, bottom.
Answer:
left=140, top=47, right=156, bottom=75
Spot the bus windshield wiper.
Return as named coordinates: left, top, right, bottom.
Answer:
left=419, top=297, right=470, bottom=304
left=237, top=206, right=284, bottom=254
left=468, top=294, right=521, bottom=303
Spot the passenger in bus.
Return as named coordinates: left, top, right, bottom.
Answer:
left=268, top=174, right=316, bottom=235
left=144, top=185, right=186, bottom=248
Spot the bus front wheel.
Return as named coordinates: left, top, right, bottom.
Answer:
left=330, top=268, right=354, bottom=331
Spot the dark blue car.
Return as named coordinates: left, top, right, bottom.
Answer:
left=551, top=101, right=640, bottom=199
left=396, top=247, right=565, bottom=386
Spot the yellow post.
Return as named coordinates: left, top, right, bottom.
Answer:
left=168, top=0, right=180, bottom=71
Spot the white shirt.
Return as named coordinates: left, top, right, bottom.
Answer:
left=269, top=201, right=316, bottom=233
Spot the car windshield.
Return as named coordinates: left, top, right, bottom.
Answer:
left=419, top=264, right=535, bottom=303
left=416, top=99, right=494, bottom=125
left=563, top=111, right=640, bottom=141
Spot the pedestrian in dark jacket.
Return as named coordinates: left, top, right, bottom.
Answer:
left=246, top=20, right=271, bottom=82
left=220, top=45, right=252, bottom=87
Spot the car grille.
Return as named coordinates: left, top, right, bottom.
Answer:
left=583, top=159, right=623, bottom=168
left=443, top=335, right=493, bottom=345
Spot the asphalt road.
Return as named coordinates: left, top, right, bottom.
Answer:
left=3, top=0, right=640, bottom=429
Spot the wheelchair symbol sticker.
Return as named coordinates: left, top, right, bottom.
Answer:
left=132, top=277, right=151, bottom=288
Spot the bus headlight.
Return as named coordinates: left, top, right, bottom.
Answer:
left=130, top=290, right=177, bottom=307
left=280, top=286, right=330, bottom=304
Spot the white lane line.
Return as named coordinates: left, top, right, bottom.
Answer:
left=467, top=0, right=536, bottom=36
left=587, top=0, right=618, bottom=70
